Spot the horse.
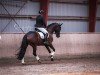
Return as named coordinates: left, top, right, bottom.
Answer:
left=17, top=23, right=62, bottom=64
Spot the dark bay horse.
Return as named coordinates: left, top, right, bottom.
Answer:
left=17, top=23, right=62, bottom=64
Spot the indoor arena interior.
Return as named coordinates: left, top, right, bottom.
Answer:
left=0, top=0, right=100, bottom=75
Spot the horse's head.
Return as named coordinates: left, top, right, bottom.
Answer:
left=47, top=23, right=63, bottom=38
left=53, top=23, right=62, bottom=38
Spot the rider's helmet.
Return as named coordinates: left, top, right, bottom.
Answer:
left=39, top=10, right=44, bottom=14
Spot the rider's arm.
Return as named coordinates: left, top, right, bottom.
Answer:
left=42, top=17, right=46, bottom=28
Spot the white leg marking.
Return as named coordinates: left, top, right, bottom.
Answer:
left=50, top=51, right=55, bottom=56
left=21, top=58, right=25, bottom=64
left=36, top=56, right=40, bottom=61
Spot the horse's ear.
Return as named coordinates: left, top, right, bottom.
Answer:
left=59, top=23, right=63, bottom=26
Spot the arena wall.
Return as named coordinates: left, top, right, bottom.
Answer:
left=0, top=33, right=100, bottom=58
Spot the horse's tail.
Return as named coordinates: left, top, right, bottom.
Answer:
left=17, top=34, right=28, bottom=60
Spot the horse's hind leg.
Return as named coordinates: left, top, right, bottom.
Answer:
left=19, top=45, right=28, bottom=64
left=32, top=45, right=41, bottom=63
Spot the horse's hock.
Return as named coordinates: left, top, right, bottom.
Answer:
left=0, top=33, right=100, bottom=58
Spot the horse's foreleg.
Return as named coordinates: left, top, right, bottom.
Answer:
left=49, top=44, right=55, bottom=56
left=44, top=44, right=51, bottom=53
left=44, top=44, right=54, bottom=61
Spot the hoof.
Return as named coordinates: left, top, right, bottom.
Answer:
left=21, top=62, right=26, bottom=65
left=38, top=60, right=41, bottom=63
left=50, top=55, right=54, bottom=61
left=51, top=58, right=54, bottom=61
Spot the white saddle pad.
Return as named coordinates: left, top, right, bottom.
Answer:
left=38, top=32, right=44, bottom=39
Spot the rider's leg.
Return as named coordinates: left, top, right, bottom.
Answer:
left=37, top=28, right=49, bottom=44
left=37, top=28, right=48, bottom=34
left=44, top=33, right=48, bottom=44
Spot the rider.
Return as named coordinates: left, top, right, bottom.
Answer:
left=35, top=10, right=49, bottom=44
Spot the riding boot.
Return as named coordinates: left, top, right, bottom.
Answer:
left=44, top=33, right=49, bottom=44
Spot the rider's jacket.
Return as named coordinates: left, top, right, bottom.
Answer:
left=35, top=14, right=46, bottom=28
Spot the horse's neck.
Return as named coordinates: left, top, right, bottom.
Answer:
left=47, top=26, right=55, bottom=35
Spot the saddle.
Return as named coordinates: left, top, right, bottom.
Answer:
left=35, top=28, right=46, bottom=39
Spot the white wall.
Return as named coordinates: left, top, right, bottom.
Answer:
left=48, top=20, right=88, bottom=32
left=97, top=5, right=100, bottom=17
left=48, top=3, right=88, bottom=16
left=0, top=19, right=35, bottom=33
left=96, top=21, right=100, bottom=32
left=0, top=1, right=39, bottom=33
left=50, top=0, right=88, bottom=3
left=0, top=1, right=100, bottom=33
left=96, top=5, right=100, bottom=32
left=0, top=1, right=39, bottom=15
left=48, top=1, right=89, bottom=32
left=0, top=33, right=100, bottom=58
